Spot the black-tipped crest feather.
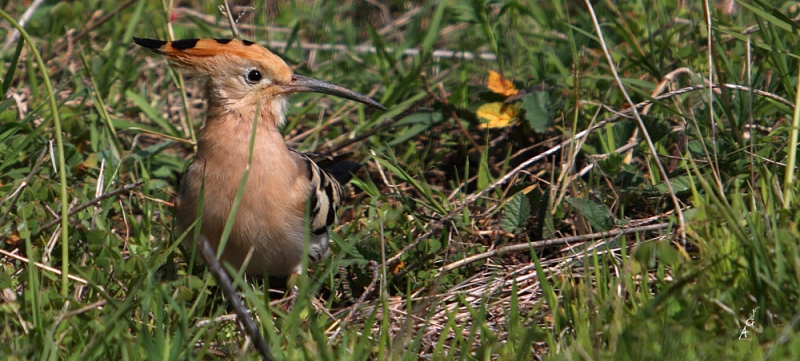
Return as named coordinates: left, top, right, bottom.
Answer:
left=133, top=37, right=167, bottom=51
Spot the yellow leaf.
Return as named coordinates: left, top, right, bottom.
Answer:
left=7, top=231, right=20, bottom=246
left=487, top=70, right=518, bottom=97
left=477, top=102, right=519, bottom=129
left=391, top=261, right=404, bottom=275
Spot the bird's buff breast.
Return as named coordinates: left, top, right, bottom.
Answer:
left=175, top=141, right=321, bottom=276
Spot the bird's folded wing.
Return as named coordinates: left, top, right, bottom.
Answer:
left=292, top=150, right=360, bottom=235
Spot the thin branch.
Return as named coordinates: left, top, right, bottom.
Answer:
left=584, top=0, right=685, bottom=242
left=35, top=182, right=144, bottom=234
left=702, top=0, right=728, bottom=197
left=1, top=0, right=44, bottom=52
left=166, top=7, right=497, bottom=61
left=439, top=223, right=672, bottom=273
left=197, top=236, right=273, bottom=361
left=0, top=248, right=90, bottom=285
left=264, top=40, right=497, bottom=61
left=56, top=299, right=107, bottom=323
left=221, top=0, right=240, bottom=40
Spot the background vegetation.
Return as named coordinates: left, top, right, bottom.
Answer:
left=2, top=0, right=800, bottom=359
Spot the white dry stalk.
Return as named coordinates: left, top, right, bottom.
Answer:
left=747, top=37, right=757, bottom=210
left=1, top=180, right=26, bottom=205
left=583, top=0, right=686, bottom=242
left=1, top=0, right=44, bottom=52
left=0, top=248, right=92, bottom=286
left=43, top=197, right=77, bottom=262
left=625, top=67, right=694, bottom=164
left=49, top=140, right=57, bottom=175
left=551, top=106, right=603, bottom=212
left=264, top=40, right=497, bottom=61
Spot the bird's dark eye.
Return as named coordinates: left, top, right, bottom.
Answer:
left=246, top=69, right=262, bottom=83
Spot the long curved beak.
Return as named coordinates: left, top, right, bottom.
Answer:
left=281, top=74, right=386, bottom=111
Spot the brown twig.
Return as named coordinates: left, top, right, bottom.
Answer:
left=221, top=0, right=240, bottom=40
left=196, top=236, right=273, bottom=361
left=56, top=299, right=108, bottom=323
left=0, top=248, right=90, bottom=285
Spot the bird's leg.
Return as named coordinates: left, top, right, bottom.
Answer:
left=284, top=272, right=301, bottom=311
left=283, top=270, right=332, bottom=317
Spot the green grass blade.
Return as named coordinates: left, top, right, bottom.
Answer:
left=0, top=9, right=71, bottom=296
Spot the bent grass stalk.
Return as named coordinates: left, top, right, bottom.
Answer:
left=0, top=9, right=71, bottom=296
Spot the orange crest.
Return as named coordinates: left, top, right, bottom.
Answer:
left=133, top=37, right=292, bottom=83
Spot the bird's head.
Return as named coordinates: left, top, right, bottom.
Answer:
left=134, top=37, right=385, bottom=127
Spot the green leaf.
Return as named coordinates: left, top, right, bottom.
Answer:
left=608, top=120, right=637, bottom=153
left=522, top=91, right=550, bottom=133
left=597, top=152, right=625, bottom=178
left=566, top=198, right=613, bottom=231
left=86, top=230, right=107, bottom=245
left=428, top=237, right=442, bottom=253
left=641, top=115, right=671, bottom=144
left=656, top=240, right=681, bottom=267
left=656, top=175, right=695, bottom=195
left=501, top=193, right=531, bottom=234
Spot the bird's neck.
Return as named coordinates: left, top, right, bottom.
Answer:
left=196, top=96, right=300, bottom=174
left=205, top=88, right=288, bottom=128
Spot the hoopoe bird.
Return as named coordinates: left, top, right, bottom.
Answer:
left=133, top=37, right=385, bottom=278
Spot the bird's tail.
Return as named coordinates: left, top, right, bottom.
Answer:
left=322, top=161, right=362, bottom=184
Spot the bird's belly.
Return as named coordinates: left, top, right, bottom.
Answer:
left=175, top=158, right=326, bottom=277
